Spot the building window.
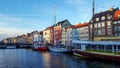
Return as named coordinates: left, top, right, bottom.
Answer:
left=98, top=23, right=101, bottom=27
left=102, top=22, right=105, bottom=27
left=118, top=26, right=120, bottom=31
left=107, top=21, right=111, bottom=28
left=101, top=16, right=105, bottom=21
left=90, top=25, right=92, bottom=28
left=118, top=21, right=120, bottom=24
left=96, top=18, right=99, bottom=22
left=118, top=15, right=120, bottom=19
left=98, top=30, right=101, bottom=35
left=114, top=26, right=117, bottom=31
left=101, top=29, right=105, bottom=35
left=108, top=29, right=111, bottom=34
left=113, top=21, right=117, bottom=24
left=107, top=21, right=111, bottom=25
left=115, top=33, right=120, bottom=36
left=107, top=15, right=112, bottom=20
left=95, top=23, right=97, bottom=28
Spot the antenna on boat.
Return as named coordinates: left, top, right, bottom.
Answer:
left=91, top=0, right=95, bottom=41
left=54, top=0, right=56, bottom=46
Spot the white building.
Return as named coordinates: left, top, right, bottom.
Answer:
left=79, top=26, right=89, bottom=40
left=66, top=26, right=73, bottom=46
left=72, top=23, right=89, bottom=41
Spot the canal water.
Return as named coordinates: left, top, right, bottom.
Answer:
left=0, top=49, right=120, bottom=68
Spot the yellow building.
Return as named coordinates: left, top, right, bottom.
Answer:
left=2, top=39, right=8, bottom=44
left=43, top=27, right=51, bottom=44
left=62, top=28, right=67, bottom=45
left=94, top=36, right=120, bottom=41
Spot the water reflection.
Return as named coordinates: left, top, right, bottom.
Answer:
left=0, top=49, right=120, bottom=68
left=42, top=52, right=51, bottom=68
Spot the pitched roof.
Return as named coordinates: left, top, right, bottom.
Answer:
left=91, top=8, right=119, bottom=22
left=66, top=25, right=74, bottom=29
left=73, top=23, right=89, bottom=28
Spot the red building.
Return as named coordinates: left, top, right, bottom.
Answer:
left=53, top=19, right=72, bottom=45
left=49, top=26, right=54, bottom=45
left=54, top=24, right=62, bottom=45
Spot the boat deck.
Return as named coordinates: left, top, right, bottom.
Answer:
left=75, top=49, right=120, bottom=56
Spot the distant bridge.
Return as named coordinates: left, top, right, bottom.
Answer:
left=0, top=43, right=33, bottom=48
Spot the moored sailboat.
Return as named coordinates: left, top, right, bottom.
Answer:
left=48, top=3, right=70, bottom=53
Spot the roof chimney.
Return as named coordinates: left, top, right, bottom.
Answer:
left=109, top=7, right=113, bottom=11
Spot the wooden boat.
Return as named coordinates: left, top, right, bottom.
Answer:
left=72, top=40, right=120, bottom=61
left=73, top=49, right=120, bottom=61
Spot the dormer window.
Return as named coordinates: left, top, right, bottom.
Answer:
left=101, top=16, right=105, bottom=21
left=96, top=18, right=99, bottom=22
left=107, top=15, right=112, bottom=20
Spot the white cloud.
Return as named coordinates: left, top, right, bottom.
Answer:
left=0, top=14, right=23, bottom=22
left=0, top=27, right=24, bottom=35
left=0, top=13, right=50, bottom=39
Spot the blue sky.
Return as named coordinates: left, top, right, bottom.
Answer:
left=0, top=0, right=120, bottom=40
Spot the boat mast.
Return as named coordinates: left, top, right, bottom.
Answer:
left=91, top=0, right=95, bottom=41
left=54, top=1, right=56, bottom=46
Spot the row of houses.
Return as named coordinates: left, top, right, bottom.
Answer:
left=1, top=33, right=33, bottom=44
left=1, top=7, right=120, bottom=45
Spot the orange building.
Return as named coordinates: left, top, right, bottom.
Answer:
left=113, top=10, right=120, bottom=37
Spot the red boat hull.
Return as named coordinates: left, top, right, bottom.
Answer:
left=37, top=46, right=48, bottom=51
left=32, top=46, right=48, bottom=51
left=73, top=49, right=120, bottom=62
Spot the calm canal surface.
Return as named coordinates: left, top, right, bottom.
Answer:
left=0, top=49, right=120, bottom=68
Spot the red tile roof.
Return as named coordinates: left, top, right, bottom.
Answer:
left=114, top=10, right=120, bottom=20
left=73, top=23, right=89, bottom=28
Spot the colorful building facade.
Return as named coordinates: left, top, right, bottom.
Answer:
left=53, top=19, right=72, bottom=45
left=89, top=8, right=120, bottom=41
left=43, top=27, right=51, bottom=44
left=62, top=28, right=67, bottom=45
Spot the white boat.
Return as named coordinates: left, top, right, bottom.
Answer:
left=48, top=45, right=70, bottom=53
left=6, top=46, right=16, bottom=49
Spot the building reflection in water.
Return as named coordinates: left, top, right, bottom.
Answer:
left=42, top=52, right=88, bottom=68
left=42, top=52, right=51, bottom=68
left=0, top=49, right=120, bottom=68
